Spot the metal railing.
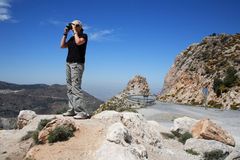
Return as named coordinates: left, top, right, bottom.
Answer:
left=126, top=95, right=156, bottom=106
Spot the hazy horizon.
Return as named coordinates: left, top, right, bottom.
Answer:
left=0, top=79, right=162, bottom=101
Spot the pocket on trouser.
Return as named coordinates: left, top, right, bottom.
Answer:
left=71, top=63, right=84, bottom=88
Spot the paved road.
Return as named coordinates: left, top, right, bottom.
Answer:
left=138, top=102, right=240, bottom=145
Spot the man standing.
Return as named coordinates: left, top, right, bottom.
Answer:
left=60, top=20, right=89, bottom=119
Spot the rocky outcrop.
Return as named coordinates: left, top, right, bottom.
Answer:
left=1, top=110, right=239, bottom=160
left=95, top=75, right=151, bottom=114
left=184, top=138, right=233, bottom=158
left=17, top=110, right=37, bottom=129
left=171, top=116, right=198, bottom=135
left=158, top=33, right=240, bottom=109
left=123, top=75, right=150, bottom=96
left=38, top=118, right=76, bottom=144
left=225, top=146, right=240, bottom=160
left=93, top=111, right=197, bottom=160
left=0, top=114, right=56, bottom=160
left=191, top=118, right=235, bottom=146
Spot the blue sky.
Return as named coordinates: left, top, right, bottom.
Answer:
left=0, top=0, right=240, bottom=100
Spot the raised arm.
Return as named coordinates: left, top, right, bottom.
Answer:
left=72, top=25, right=86, bottom=45
left=60, top=28, right=69, bottom=48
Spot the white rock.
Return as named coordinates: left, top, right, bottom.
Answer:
left=145, top=121, right=163, bottom=147
left=92, top=110, right=121, bottom=124
left=120, top=112, right=162, bottom=149
left=130, top=144, right=148, bottom=160
left=184, top=138, right=233, bottom=156
left=225, top=146, right=240, bottom=160
left=96, top=142, right=146, bottom=160
left=17, top=110, right=37, bottom=129
left=106, top=122, right=132, bottom=145
left=171, top=116, right=198, bottom=135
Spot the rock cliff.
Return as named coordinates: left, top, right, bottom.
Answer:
left=158, top=33, right=240, bottom=109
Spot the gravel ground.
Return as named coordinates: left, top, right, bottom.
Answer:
left=138, top=101, right=240, bottom=145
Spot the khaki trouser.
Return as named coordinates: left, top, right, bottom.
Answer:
left=66, top=62, right=86, bottom=113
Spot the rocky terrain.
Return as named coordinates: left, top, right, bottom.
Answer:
left=158, top=33, right=240, bottom=109
left=95, top=75, right=151, bottom=114
left=0, top=81, right=103, bottom=129
left=1, top=110, right=239, bottom=160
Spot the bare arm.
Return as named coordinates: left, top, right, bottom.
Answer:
left=73, top=32, right=86, bottom=45
left=72, top=25, right=86, bottom=45
left=60, top=28, right=68, bottom=48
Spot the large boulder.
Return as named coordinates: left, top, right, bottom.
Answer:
left=191, top=118, right=235, bottom=146
left=96, top=142, right=148, bottom=160
left=38, top=118, right=76, bottom=144
left=98, top=121, right=148, bottom=160
left=184, top=138, right=233, bottom=159
left=171, top=116, right=198, bottom=135
left=225, top=146, right=240, bottom=160
left=92, top=110, right=122, bottom=124
left=106, top=122, right=132, bottom=145
left=94, top=111, right=163, bottom=159
left=17, top=110, right=37, bottom=129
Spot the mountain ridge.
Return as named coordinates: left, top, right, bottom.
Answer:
left=158, top=33, right=240, bottom=109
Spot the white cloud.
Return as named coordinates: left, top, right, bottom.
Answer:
left=89, top=29, right=114, bottom=41
left=0, top=0, right=11, bottom=21
left=0, top=0, right=10, bottom=7
left=48, top=19, right=66, bottom=25
left=41, top=20, right=91, bottom=31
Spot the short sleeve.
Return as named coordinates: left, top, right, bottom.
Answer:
left=80, top=34, right=88, bottom=42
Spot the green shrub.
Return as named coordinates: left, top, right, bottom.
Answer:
left=31, top=118, right=55, bottom=144
left=118, top=107, right=137, bottom=113
left=178, top=132, right=192, bottom=144
left=21, top=131, right=34, bottom=141
left=185, top=149, right=200, bottom=156
left=48, top=126, right=74, bottom=143
left=230, top=103, right=240, bottom=110
left=223, top=66, right=238, bottom=87
left=32, top=130, right=40, bottom=144
left=37, top=119, right=52, bottom=131
left=171, top=131, right=193, bottom=144
left=213, top=78, right=224, bottom=97
left=204, top=149, right=229, bottom=160
left=208, top=100, right=223, bottom=109
left=171, top=130, right=181, bottom=138
left=213, top=67, right=238, bottom=97
left=160, top=132, right=175, bottom=139
left=94, top=97, right=138, bottom=115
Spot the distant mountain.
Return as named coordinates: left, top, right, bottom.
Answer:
left=158, top=33, right=240, bottom=109
left=0, top=81, right=104, bottom=128
left=0, top=81, right=48, bottom=90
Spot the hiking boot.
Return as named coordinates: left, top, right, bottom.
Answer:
left=63, top=110, right=76, bottom=116
left=73, top=112, right=90, bottom=119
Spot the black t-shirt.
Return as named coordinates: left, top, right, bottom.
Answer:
left=66, top=33, right=88, bottom=63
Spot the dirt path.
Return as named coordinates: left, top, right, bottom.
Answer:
left=138, top=102, right=240, bottom=145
